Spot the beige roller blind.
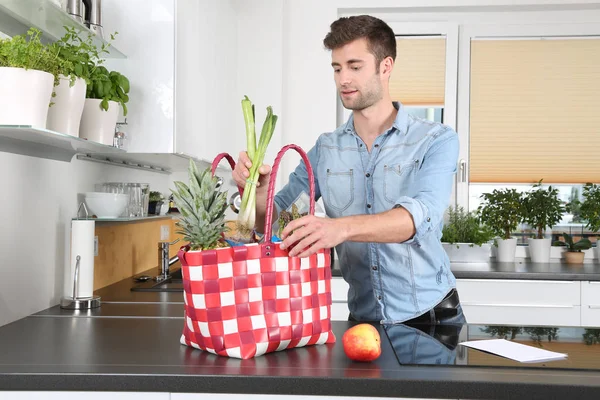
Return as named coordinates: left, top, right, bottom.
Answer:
left=469, top=38, right=600, bottom=184
left=390, top=36, right=446, bottom=106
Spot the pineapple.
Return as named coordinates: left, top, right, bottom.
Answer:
left=171, top=159, right=229, bottom=250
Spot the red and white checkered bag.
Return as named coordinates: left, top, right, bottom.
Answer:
left=178, top=144, right=336, bottom=359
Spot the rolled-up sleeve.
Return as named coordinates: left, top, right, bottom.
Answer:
left=395, top=127, right=459, bottom=245
left=273, top=139, right=322, bottom=218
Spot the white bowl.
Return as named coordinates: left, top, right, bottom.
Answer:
left=84, top=192, right=128, bottom=218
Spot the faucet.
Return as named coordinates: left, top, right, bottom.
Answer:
left=157, top=239, right=180, bottom=281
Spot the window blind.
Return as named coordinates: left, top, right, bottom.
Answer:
left=390, top=36, right=446, bottom=107
left=469, top=38, right=600, bottom=184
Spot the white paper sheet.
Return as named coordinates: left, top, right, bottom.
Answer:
left=459, top=339, right=567, bottom=363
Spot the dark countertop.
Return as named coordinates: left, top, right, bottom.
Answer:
left=332, top=260, right=600, bottom=281
left=3, top=267, right=600, bottom=399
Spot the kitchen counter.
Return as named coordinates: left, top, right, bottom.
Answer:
left=332, top=260, right=600, bottom=281
left=2, top=272, right=600, bottom=399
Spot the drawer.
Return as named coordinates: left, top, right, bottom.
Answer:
left=331, top=277, right=349, bottom=302
left=581, top=281, right=600, bottom=327
left=462, top=304, right=581, bottom=327
left=456, top=279, right=580, bottom=306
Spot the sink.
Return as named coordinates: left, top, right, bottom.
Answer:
left=130, top=268, right=184, bottom=292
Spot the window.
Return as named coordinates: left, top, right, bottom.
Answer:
left=457, top=23, right=600, bottom=240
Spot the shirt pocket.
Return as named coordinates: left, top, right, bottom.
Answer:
left=326, top=168, right=355, bottom=213
left=383, top=160, right=419, bottom=204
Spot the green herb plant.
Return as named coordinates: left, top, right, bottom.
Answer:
left=0, top=28, right=66, bottom=87
left=477, top=188, right=525, bottom=240
left=522, top=179, right=565, bottom=239
left=149, top=191, right=164, bottom=202
left=441, top=205, right=494, bottom=247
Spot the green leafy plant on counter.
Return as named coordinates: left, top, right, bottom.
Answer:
left=441, top=205, right=494, bottom=247
left=553, top=232, right=592, bottom=252
left=149, top=191, right=164, bottom=202
left=481, top=326, right=523, bottom=340
left=0, top=28, right=66, bottom=87
left=583, top=329, right=600, bottom=345
left=580, top=183, right=600, bottom=235
left=522, top=179, right=565, bottom=239
left=524, top=327, right=559, bottom=346
left=477, top=188, right=525, bottom=241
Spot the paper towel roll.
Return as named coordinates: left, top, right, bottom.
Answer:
left=69, top=220, right=96, bottom=298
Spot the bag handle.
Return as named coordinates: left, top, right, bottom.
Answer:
left=211, top=152, right=243, bottom=196
left=264, top=144, right=315, bottom=243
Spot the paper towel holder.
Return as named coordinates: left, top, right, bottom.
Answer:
left=60, top=255, right=101, bottom=310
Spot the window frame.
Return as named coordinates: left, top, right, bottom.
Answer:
left=456, top=22, right=600, bottom=210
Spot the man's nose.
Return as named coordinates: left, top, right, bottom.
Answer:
left=339, top=69, right=352, bottom=86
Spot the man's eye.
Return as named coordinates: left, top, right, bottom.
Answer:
left=334, top=69, right=341, bottom=73
left=352, top=66, right=361, bottom=71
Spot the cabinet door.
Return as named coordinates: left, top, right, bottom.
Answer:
left=581, top=281, right=600, bottom=327
left=0, top=392, right=168, bottom=400
left=457, top=279, right=581, bottom=326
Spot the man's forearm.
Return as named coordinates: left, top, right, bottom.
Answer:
left=339, top=207, right=416, bottom=243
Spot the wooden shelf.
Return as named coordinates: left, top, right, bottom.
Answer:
left=0, top=0, right=126, bottom=58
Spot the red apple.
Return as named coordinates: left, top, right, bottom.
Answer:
left=342, top=323, right=381, bottom=362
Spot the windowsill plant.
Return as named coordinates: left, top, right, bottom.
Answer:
left=477, top=188, right=525, bottom=262
left=441, top=205, right=495, bottom=262
left=580, top=183, right=600, bottom=261
left=522, top=180, right=565, bottom=263
left=553, top=232, right=592, bottom=265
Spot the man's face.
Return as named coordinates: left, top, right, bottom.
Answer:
left=331, top=38, right=384, bottom=111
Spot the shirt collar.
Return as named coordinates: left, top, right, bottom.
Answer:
left=342, top=101, right=409, bottom=136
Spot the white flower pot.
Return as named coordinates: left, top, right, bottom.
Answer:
left=0, top=67, right=54, bottom=128
left=79, top=99, right=119, bottom=146
left=496, top=238, right=518, bottom=263
left=47, top=76, right=87, bottom=137
left=442, top=243, right=491, bottom=263
left=528, top=238, right=551, bottom=263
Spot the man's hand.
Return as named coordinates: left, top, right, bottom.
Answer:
left=279, top=215, right=348, bottom=258
left=232, top=151, right=272, bottom=192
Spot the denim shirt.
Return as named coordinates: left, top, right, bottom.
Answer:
left=273, top=102, right=459, bottom=324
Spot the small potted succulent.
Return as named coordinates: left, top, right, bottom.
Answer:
left=580, top=183, right=600, bottom=261
left=522, top=180, right=565, bottom=263
left=478, top=188, right=525, bottom=262
left=148, top=191, right=165, bottom=216
left=553, top=232, right=592, bottom=265
left=441, top=205, right=495, bottom=262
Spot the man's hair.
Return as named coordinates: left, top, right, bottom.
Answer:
left=323, top=15, right=396, bottom=70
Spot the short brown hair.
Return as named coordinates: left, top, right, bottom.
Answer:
left=323, top=15, right=396, bottom=68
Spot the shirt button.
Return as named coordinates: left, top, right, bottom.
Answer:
left=372, top=266, right=377, bottom=271
left=365, top=173, right=371, bottom=178
left=359, top=144, right=363, bottom=147
left=374, top=144, right=379, bottom=148
left=427, top=217, right=431, bottom=222
left=367, top=204, right=372, bottom=209
left=377, top=295, right=382, bottom=300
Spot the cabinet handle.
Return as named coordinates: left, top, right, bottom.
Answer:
left=458, top=159, right=467, bottom=182
left=588, top=305, right=600, bottom=309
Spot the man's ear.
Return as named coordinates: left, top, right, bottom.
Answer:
left=380, top=56, right=394, bottom=76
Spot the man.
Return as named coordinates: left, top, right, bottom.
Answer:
left=232, top=15, right=464, bottom=325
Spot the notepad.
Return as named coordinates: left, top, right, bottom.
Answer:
left=459, top=339, right=567, bottom=363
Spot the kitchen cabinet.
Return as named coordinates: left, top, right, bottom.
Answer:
left=330, top=277, right=349, bottom=321
left=581, top=281, right=600, bottom=327
left=457, top=279, right=581, bottom=327
left=0, top=392, right=168, bottom=400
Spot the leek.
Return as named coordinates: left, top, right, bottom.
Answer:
left=238, top=96, right=278, bottom=237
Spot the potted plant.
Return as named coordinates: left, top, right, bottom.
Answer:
left=553, top=232, right=592, bottom=265
left=0, top=28, right=64, bottom=128
left=171, top=159, right=230, bottom=250
left=522, top=180, right=565, bottom=263
left=441, top=205, right=495, bottom=262
left=580, top=183, right=600, bottom=261
left=148, top=191, right=165, bottom=216
left=477, top=188, right=525, bottom=262
left=46, top=27, right=112, bottom=137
